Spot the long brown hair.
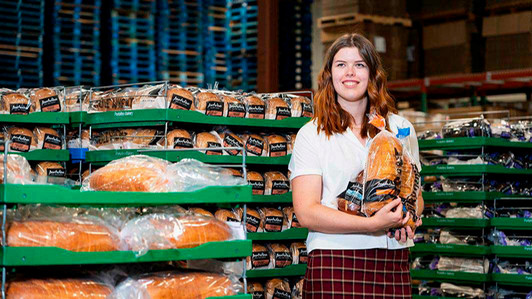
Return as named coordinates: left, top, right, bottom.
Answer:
left=313, top=33, right=397, bottom=138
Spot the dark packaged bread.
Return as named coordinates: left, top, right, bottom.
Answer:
left=266, top=278, right=291, bottom=299
left=7, top=127, right=37, bottom=152
left=248, top=282, right=265, bottom=299
left=167, top=87, right=195, bottom=110
left=31, top=87, right=62, bottom=112
left=282, top=207, right=300, bottom=229
left=290, top=96, right=313, bottom=117
left=247, top=243, right=272, bottom=269
left=219, top=130, right=243, bottom=156
left=266, top=134, right=288, bottom=157
left=290, top=242, right=307, bottom=264
left=196, top=92, right=223, bottom=116
left=266, top=97, right=291, bottom=120
left=33, top=127, right=62, bottom=150
left=268, top=243, right=292, bottom=268
left=214, top=209, right=241, bottom=223
left=7, top=279, right=112, bottom=298
left=259, top=208, right=285, bottom=232
left=35, top=162, right=65, bottom=177
left=161, top=129, right=194, bottom=149
left=189, top=207, right=214, bottom=218
left=243, top=95, right=265, bottom=119
left=395, top=154, right=420, bottom=232
left=235, top=207, right=263, bottom=233
left=247, top=171, right=265, bottom=195
left=222, top=95, right=246, bottom=118
left=337, top=171, right=364, bottom=216
left=2, top=92, right=33, bottom=114
left=243, top=133, right=267, bottom=157
left=264, top=171, right=290, bottom=195
left=195, top=132, right=223, bottom=155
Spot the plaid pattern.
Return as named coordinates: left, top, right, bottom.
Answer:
left=303, top=248, right=411, bottom=298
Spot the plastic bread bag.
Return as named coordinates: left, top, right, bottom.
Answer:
left=214, top=208, right=241, bottom=223
left=88, top=89, right=116, bottom=113
left=188, top=207, right=214, bottom=218
left=242, top=133, right=268, bottom=157
left=194, top=131, right=223, bottom=155
left=247, top=243, right=273, bottom=270
left=265, top=96, right=291, bottom=120
left=234, top=206, right=263, bottom=233
left=441, top=118, right=491, bottom=138
left=0, top=154, right=33, bottom=184
left=33, top=127, right=63, bottom=150
left=259, top=208, right=285, bottom=232
left=132, top=83, right=166, bottom=110
left=29, top=87, right=63, bottom=112
left=337, top=171, right=364, bottom=216
left=282, top=206, right=301, bottom=230
left=167, top=84, right=195, bottom=110
left=490, top=119, right=512, bottom=139
left=437, top=256, right=489, bottom=274
left=445, top=205, right=484, bottom=219
left=122, top=128, right=163, bottom=150
left=267, top=243, right=292, bottom=268
left=248, top=281, right=266, bottom=299
left=243, top=94, right=266, bottom=119
left=265, top=278, right=291, bottom=299
left=64, top=87, right=89, bottom=112
left=247, top=171, right=265, bottom=195
left=292, top=277, right=304, bottom=299
left=264, top=171, right=290, bottom=195
left=67, top=129, right=90, bottom=149
left=0, top=131, right=4, bottom=151
left=511, top=120, right=532, bottom=142
left=440, top=282, right=484, bottom=299
left=221, top=94, right=246, bottom=118
left=215, top=126, right=244, bottom=156
left=286, top=133, right=297, bottom=154
left=81, top=155, right=174, bottom=192
left=6, top=278, right=114, bottom=298
left=439, top=230, right=483, bottom=246
left=266, top=134, right=288, bottom=157
left=6, top=126, right=38, bottom=152
left=222, top=167, right=243, bottom=178
left=290, top=242, right=307, bottom=265
left=111, top=271, right=243, bottom=299
left=34, top=161, right=66, bottom=184
left=89, top=129, right=124, bottom=150
left=7, top=205, right=120, bottom=252
left=140, top=205, right=187, bottom=215
left=194, top=90, right=224, bottom=116
left=158, top=128, right=194, bottom=149
left=1, top=91, right=33, bottom=114
left=284, top=94, right=313, bottom=118
left=119, top=213, right=237, bottom=257
left=112, top=88, right=135, bottom=111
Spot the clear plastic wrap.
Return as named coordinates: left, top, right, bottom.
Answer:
left=33, top=127, right=63, bottom=150
left=247, top=171, right=265, bottom=195
left=65, top=87, right=89, bottom=112
left=222, top=95, right=246, bottom=118
left=282, top=206, right=300, bottom=230
left=292, top=277, right=304, bottom=299
left=264, top=171, right=290, bottom=195
left=437, top=256, right=489, bottom=273
left=111, top=272, right=243, bottom=299
left=290, top=242, right=307, bottom=265
left=265, top=97, right=291, bottom=120
left=167, top=85, right=195, bottom=110
left=132, top=84, right=166, bottom=110
left=121, top=128, right=163, bottom=150
left=268, top=243, right=292, bottom=268
left=194, top=131, right=223, bottom=155
left=214, top=208, right=241, bottom=223
left=195, top=91, right=224, bottom=116
left=216, top=127, right=244, bottom=156
left=29, top=87, right=63, bottom=112
left=0, top=154, right=33, bottom=184
left=445, top=205, right=484, bottom=219
left=1, top=91, right=33, bottom=114
left=6, top=126, right=37, bottom=152
left=287, top=95, right=313, bottom=118
left=235, top=207, right=263, bottom=233
left=265, top=278, right=291, bottom=299
left=337, top=171, right=364, bottom=216
left=266, top=134, right=288, bottom=157
left=247, top=243, right=273, bottom=270
left=188, top=207, right=214, bottom=218
left=243, top=95, right=265, bottom=119
left=67, top=129, right=90, bottom=149
left=34, top=161, right=66, bottom=184
left=259, top=208, right=285, bottom=232
left=441, top=118, right=491, bottom=138
left=248, top=281, right=265, bottom=299
left=158, top=128, right=194, bottom=149
left=440, top=282, right=484, bottom=298
left=7, top=278, right=113, bottom=298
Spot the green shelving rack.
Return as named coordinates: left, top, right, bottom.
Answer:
left=246, top=264, right=308, bottom=278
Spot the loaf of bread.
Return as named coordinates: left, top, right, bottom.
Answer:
left=248, top=282, right=265, bottom=299
left=266, top=134, right=288, bottom=157
left=35, top=162, right=65, bottom=177
left=195, top=132, right=223, bottom=155
left=396, top=154, right=420, bottom=231
left=337, top=171, right=364, bottom=216
left=2, top=92, right=33, bottom=114
left=268, top=243, right=292, bottom=268
left=235, top=207, right=263, bottom=233
left=264, top=171, right=290, bottom=195
left=167, top=87, right=195, bottom=110
left=7, top=127, right=37, bottom=152
left=214, top=209, right=241, bottom=223
left=33, top=127, right=62, bottom=150
left=222, top=95, right=246, bottom=118
left=88, top=90, right=114, bottom=112
left=128, top=128, right=159, bottom=148
left=247, top=243, right=271, bottom=269
left=64, top=88, right=89, bottom=112
left=247, top=171, right=265, bottom=195
left=196, top=92, right=223, bottom=116
left=292, top=277, right=304, bottom=299
left=7, top=220, right=119, bottom=251
left=290, top=242, right=307, bottom=264
left=85, top=155, right=172, bottom=192
left=132, top=84, right=165, bottom=110
left=7, top=279, right=112, bottom=298
left=159, top=129, right=194, bottom=149
left=286, top=133, right=297, bottom=154
left=282, top=206, right=300, bottom=229
left=219, top=130, right=243, bottom=156
left=243, top=134, right=268, bottom=157
left=31, top=88, right=62, bottom=112
left=266, top=97, right=291, bottom=120
left=266, top=279, right=291, bottom=299
left=243, top=95, right=265, bottom=119
left=188, top=207, right=214, bottom=218
left=259, top=208, right=285, bottom=232
left=222, top=168, right=243, bottom=177
left=290, top=96, right=313, bottom=117
left=0, top=154, right=32, bottom=184
left=112, top=89, right=134, bottom=111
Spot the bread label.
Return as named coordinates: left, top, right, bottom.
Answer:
left=272, top=180, right=290, bottom=195
left=205, top=141, right=222, bottom=155
left=364, top=178, right=398, bottom=209
left=291, top=213, right=300, bottom=228
left=274, top=251, right=292, bottom=267
left=205, top=101, right=223, bottom=116
left=301, top=103, right=313, bottom=117
left=47, top=168, right=66, bottom=177
left=170, top=94, right=192, bottom=110
left=245, top=214, right=261, bottom=232
left=249, top=180, right=265, bottom=195
left=247, top=105, right=265, bottom=119
left=275, top=107, right=291, bottom=120
left=269, top=142, right=287, bottom=157
left=40, top=96, right=61, bottom=112
left=223, top=134, right=243, bottom=156
left=10, top=103, right=30, bottom=115
left=43, top=134, right=62, bottom=150
left=298, top=247, right=308, bottom=263
left=173, top=137, right=193, bottom=149
left=227, top=102, right=245, bottom=117
left=251, top=251, right=270, bottom=267
left=273, top=288, right=291, bottom=299
left=10, top=134, right=31, bottom=152
left=252, top=291, right=265, bottom=299
left=264, top=215, right=283, bottom=232
left=245, top=137, right=264, bottom=156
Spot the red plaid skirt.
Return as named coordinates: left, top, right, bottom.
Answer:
left=303, top=248, right=411, bottom=298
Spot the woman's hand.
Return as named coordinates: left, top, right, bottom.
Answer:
left=370, top=198, right=409, bottom=232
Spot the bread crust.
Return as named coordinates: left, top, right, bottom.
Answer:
left=7, top=279, right=112, bottom=298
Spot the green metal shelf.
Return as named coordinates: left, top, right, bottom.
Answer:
left=7, top=150, right=70, bottom=161
left=411, top=244, right=489, bottom=256
left=69, top=111, right=87, bottom=125
left=413, top=296, right=464, bottom=299
left=421, top=218, right=490, bottom=228
left=422, top=191, right=492, bottom=203
left=246, top=264, right=307, bottom=278
left=491, top=218, right=532, bottom=230
left=0, top=240, right=251, bottom=266
left=209, top=295, right=251, bottom=299
left=0, top=184, right=252, bottom=204
left=491, top=273, right=532, bottom=286
left=419, top=137, right=532, bottom=151
left=410, top=270, right=489, bottom=282
left=0, top=112, right=70, bottom=124
left=421, top=165, right=532, bottom=176
left=85, top=109, right=167, bottom=129
left=247, top=228, right=308, bottom=241
left=491, top=245, right=532, bottom=258
left=251, top=192, right=293, bottom=203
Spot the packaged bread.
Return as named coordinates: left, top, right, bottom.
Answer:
left=133, top=84, right=165, bottom=110
left=214, top=209, right=241, bottom=223
left=66, top=129, right=90, bottom=149
left=266, top=97, right=291, bottom=120
left=30, top=87, right=62, bottom=112
left=83, top=155, right=172, bottom=192
left=7, top=279, right=113, bottom=298
left=290, top=242, right=307, bottom=264
left=88, top=90, right=114, bottom=112
left=264, top=171, right=290, bottom=195
left=248, top=282, right=266, bottom=299
left=223, top=168, right=243, bottom=177
left=268, top=243, right=292, bottom=268
left=290, top=96, right=313, bottom=117
left=188, top=207, right=214, bottom=218
left=247, top=171, right=265, bottom=195
left=65, top=88, right=89, bottom=112
left=259, top=208, right=285, bottom=232
left=35, top=161, right=65, bottom=180
left=0, top=131, right=5, bottom=151
left=235, top=207, right=263, bottom=233
left=0, top=154, right=32, bottom=184
left=112, top=89, right=134, bottom=111
left=195, top=131, right=223, bottom=155
left=90, top=129, right=122, bottom=150
left=7, top=127, right=37, bottom=152
left=243, top=133, right=268, bottom=156
left=196, top=92, right=223, bottom=116
left=282, top=207, right=300, bottom=229
left=160, top=128, right=194, bottom=149
left=125, top=128, right=161, bottom=149
left=33, top=127, right=62, bottom=150
left=167, top=86, right=195, bottom=110
left=247, top=243, right=272, bottom=269
left=218, top=128, right=243, bottom=156
left=265, top=278, right=291, bottom=299
left=286, top=133, right=297, bottom=154
left=120, top=214, right=232, bottom=253
left=222, top=95, right=246, bottom=118
left=395, top=137, right=421, bottom=232
left=337, top=171, right=364, bottom=216
left=2, top=92, right=33, bottom=114
left=362, top=114, right=403, bottom=218
left=244, top=95, right=266, bottom=119
left=266, top=134, right=288, bottom=157
left=292, top=277, right=304, bottom=299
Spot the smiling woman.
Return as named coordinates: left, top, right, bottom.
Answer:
left=289, top=33, right=423, bottom=298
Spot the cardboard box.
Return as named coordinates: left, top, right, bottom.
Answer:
left=321, top=0, right=407, bottom=17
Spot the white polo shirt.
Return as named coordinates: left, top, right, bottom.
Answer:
left=288, top=114, right=421, bottom=252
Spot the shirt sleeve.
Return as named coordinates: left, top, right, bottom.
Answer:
left=288, top=124, right=323, bottom=180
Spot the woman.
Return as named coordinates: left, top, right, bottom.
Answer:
left=289, top=33, right=423, bottom=298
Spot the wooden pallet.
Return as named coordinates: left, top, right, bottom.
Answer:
left=485, top=0, right=532, bottom=16
left=318, top=13, right=412, bottom=29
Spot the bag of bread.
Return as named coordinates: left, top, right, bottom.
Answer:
left=265, top=278, right=291, bottom=299
left=158, top=128, right=194, bottom=149
left=35, top=161, right=65, bottom=184
left=266, top=134, right=288, bottom=157
left=243, top=133, right=268, bottom=157
left=248, top=282, right=266, bottom=299
left=292, top=277, right=304, bottom=299
left=7, top=127, right=37, bottom=152
left=112, top=272, right=243, bottom=298
left=337, top=171, right=364, bottom=216
left=123, top=128, right=162, bottom=150
left=7, top=278, right=113, bottom=298
left=133, top=84, right=166, bottom=110
left=0, top=154, right=32, bottom=184
left=290, top=242, right=307, bottom=265
left=82, top=155, right=173, bottom=192
left=89, top=129, right=123, bottom=150
left=243, top=95, right=266, bottom=119
left=265, top=97, right=291, bottom=120
left=259, top=208, right=285, bottom=232
left=1, top=92, right=33, bottom=114
left=286, top=133, right=297, bottom=154
left=111, top=88, right=135, bottom=111
left=188, top=207, right=214, bottom=218
left=195, top=131, right=223, bottom=155
left=167, top=86, right=195, bottom=110
left=30, top=87, right=63, bottom=112
left=264, top=171, right=290, bottom=195
left=64, top=87, right=89, bottom=112
left=289, top=96, right=313, bottom=118
left=282, top=207, right=300, bottom=230
left=67, top=129, right=90, bottom=149
left=195, top=91, right=224, bottom=116
left=215, top=208, right=241, bottom=223
left=33, top=127, right=63, bottom=150
left=235, top=207, right=263, bottom=233
left=223, top=168, right=243, bottom=177
left=247, top=243, right=272, bottom=270
left=222, top=95, right=246, bottom=118
left=268, top=243, right=292, bottom=268
left=0, top=131, right=4, bottom=151
left=247, top=171, right=265, bottom=195
left=216, top=127, right=243, bottom=156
